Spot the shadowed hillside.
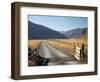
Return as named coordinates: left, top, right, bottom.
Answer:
left=28, top=21, right=67, bottom=39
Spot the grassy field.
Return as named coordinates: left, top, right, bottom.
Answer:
left=28, top=40, right=40, bottom=49
left=45, top=38, right=87, bottom=56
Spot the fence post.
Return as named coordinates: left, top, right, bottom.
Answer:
left=80, top=44, right=85, bottom=60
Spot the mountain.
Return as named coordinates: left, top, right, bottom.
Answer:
left=28, top=21, right=67, bottom=39
left=60, top=28, right=87, bottom=39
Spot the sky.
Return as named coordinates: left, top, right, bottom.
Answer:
left=28, top=15, right=88, bottom=32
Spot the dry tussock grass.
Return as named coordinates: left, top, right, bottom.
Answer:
left=46, top=39, right=87, bottom=55
left=28, top=40, right=40, bottom=49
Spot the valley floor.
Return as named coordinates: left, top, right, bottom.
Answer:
left=28, top=39, right=87, bottom=66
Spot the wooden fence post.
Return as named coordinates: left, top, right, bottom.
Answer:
left=80, top=44, right=85, bottom=60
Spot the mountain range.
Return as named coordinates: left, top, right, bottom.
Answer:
left=60, top=28, right=87, bottom=39
left=28, top=21, right=87, bottom=39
